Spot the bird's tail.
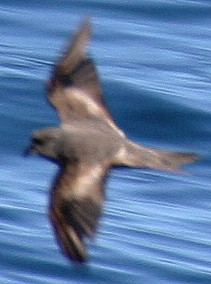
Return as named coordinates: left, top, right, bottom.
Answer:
left=116, top=140, right=197, bottom=172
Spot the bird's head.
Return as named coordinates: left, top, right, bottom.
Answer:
left=28, top=127, right=61, bottom=160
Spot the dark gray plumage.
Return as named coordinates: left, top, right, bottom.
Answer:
left=29, top=18, right=197, bottom=263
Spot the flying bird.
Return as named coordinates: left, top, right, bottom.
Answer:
left=29, top=18, right=197, bottom=263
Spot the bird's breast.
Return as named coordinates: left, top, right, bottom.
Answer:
left=60, top=121, right=123, bottom=162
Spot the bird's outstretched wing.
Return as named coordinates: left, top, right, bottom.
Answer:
left=49, top=161, right=110, bottom=263
left=47, top=18, right=124, bottom=135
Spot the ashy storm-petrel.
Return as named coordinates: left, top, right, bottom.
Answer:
left=28, top=18, right=197, bottom=263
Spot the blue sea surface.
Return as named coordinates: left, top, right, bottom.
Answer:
left=0, top=1, right=211, bottom=283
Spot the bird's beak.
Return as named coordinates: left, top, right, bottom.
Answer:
left=24, top=142, right=37, bottom=156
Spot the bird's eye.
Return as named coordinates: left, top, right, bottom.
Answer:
left=33, top=137, right=44, bottom=146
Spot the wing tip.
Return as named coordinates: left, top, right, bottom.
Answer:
left=55, top=16, right=92, bottom=73
left=73, top=16, right=91, bottom=49
left=68, top=251, right=88, bottom=264
left=79, top=15, right=91, bottom=34
left=74, top=16, right=92, bottom=51
left=64, top=244, right=88, bottom=264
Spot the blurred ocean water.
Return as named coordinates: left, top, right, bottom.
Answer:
left=0, top=1, right=211, bottom=283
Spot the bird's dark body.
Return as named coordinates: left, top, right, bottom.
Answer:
left=29, top=18, right=197, bottom=263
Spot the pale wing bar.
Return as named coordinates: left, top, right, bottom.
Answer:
left=48, top=18, right=119, bottom=127
left=49, top=162, right=109, bottom=262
